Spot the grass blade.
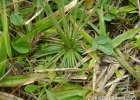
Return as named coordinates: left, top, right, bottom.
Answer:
left=89, top=22, right=100, bottom=34
left=0, top=35, right=7, bottom=77
left=2, top=0, right=12, bottom=57
left=99, top=6, right=106, bottom=35
left=111, top=27, right=140, bottom=48
left=41, top=0, right=71, bottom=48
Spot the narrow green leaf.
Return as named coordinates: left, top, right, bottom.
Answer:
left=78, top=0, right=102, bottom=31
left=56, top=0, right=68, bottom=34
left=46, top=89, right=58, bottom=100
left=33, top=0, right=42, bottom=7
left=42, top=1, right=71, bottom=48
left=89, top=22, right=100, bottom=34
left=19, top=8, right=34, bottom=14
left=44, top=28, right=57, bottom=34
left=33, top=44, right=64, bottom=58
left=54, top=77, right=68, bottom=84
left=99, top=6, right=106, bottom=35
left=119, top=5, right=136, bottom=12
left=24, top=85, right=39, bottom=93
left=98, top=43, right=113, bottom=55
left=70, top=16, right=93, bottom=44
left=0, top=17, right=3, bottom=30
left=111, top=27, right=140, bottom=48
left=17, top=18, right=53, bottom=42
left=0, top=35, right=7, bottom=77
left=0, top=61, right=6, bottom=77
left=2, top=0, right=12, bottom=57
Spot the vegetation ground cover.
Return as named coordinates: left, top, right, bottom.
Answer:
left=0, top=0, right=140, bottom=100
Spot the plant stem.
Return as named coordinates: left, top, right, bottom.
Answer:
left=112, top=48, right=140, bottom=83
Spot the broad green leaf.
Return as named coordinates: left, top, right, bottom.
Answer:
left=96, top=35, right=108, bottom=44
left=52, top=84, right=83, bottom=92
left=105, top=12, right=115, bottom=21
left=99, top=6, right=106, bottom=35
left=0, top=73, right=47, bottom=87
left=104, top=16, right=112, bottom=21
left=129, top=0, right=137, bottom=7
left=60, top=96, right=82, bottom=100
left=46, top=89, right=58, bottom=100
left=10, top=13, right=23, bottom=26
left=119, top=5, right=136, bottom=12
left=110, top=6, right=119, bottom=15
left=102, top=0, right=111, bottom=10
left=98, top=43, right=113, bottom=55
left=52, top=84, right=89, bottom=100
left=47, top=72, right=57, bottom=80
left=12, top=41, right=30, bottom=53
left=92, top=39, right=98, bottom=49
left=111, top=27, right=140, bottom=48
left=24, top=85, right=38, bottom=93
left=44, top=28, right=57, bottom=34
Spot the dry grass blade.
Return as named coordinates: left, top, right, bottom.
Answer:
left=25, top=0, right=83, bottom=25
left=0, top=92, right=23, bottom=100
left=34, top=68, right=84, bottom=72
